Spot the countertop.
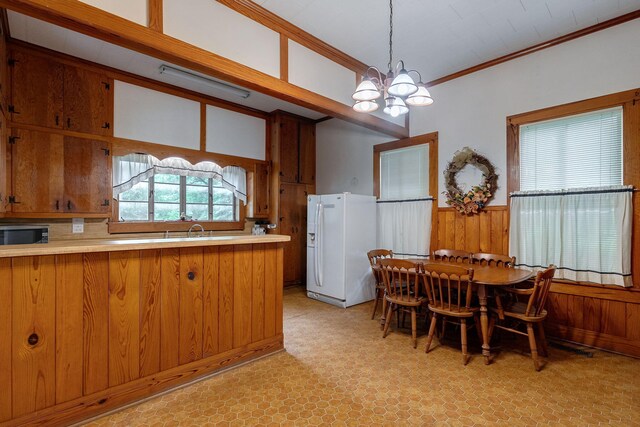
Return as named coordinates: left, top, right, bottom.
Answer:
left=0, top=234, right=291, bottom=258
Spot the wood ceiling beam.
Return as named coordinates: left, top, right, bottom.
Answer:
left=0, top=0, right=408, bottom=139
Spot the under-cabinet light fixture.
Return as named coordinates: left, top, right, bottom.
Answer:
left=159, top=65, right=251, bottom=99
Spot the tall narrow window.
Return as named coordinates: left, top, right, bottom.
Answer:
left=510, top=106, right=631, bottom=287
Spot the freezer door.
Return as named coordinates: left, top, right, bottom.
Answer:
left=316, top=194, right=346, bottom=300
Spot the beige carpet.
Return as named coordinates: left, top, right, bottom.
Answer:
left=86, top=286, right=640, bottom=426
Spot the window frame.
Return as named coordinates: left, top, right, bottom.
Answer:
left=373, top=132, right=439, bottom=251
left=506, top=88, right=640, bottom=289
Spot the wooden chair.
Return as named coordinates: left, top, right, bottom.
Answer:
left=367, top=249, right=394, bottom=320
left=422, top=264, right=478, bottom=365
left=379, top=259, right=425, bottom=349
left=488, top=265, right=556, bottom=371
left=432, top=249, right=471, bottom=264
left=471, top=253, right=516, bottom=268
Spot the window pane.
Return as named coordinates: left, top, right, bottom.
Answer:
left=186, top=185, right=209, bottom=203
left=154, top=183, right=180, bottom=203
left=520, top=107, right=622, bottom=191
left=212, top=176, right=223, bottom=187
left=186, top=204, right=209, bottom=221
left=154, top=203, right=180, bottom=221
left=119, top=181, right=148, bottom=202
left=213, top=205, right=234, bottom=221
left=380, top=144, right=429, bottom=200
left=186, top=176, right=208, bottom=186
left=154, top=174, right=180, bottom=184
left=119, top=201, right=149, bottom=221
left=213, top=188, right=234, bottom=205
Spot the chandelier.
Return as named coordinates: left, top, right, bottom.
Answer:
left=352, top=0, right=433, bottom=117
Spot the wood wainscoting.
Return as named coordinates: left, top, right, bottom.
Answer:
left=435, top=205, right=640, bottom=358
left=0, top=243, right=284, bottom=426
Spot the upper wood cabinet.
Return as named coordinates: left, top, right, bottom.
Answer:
left=9, top=50, right=113, bottom=136
left=8, top=129, right=111, bottom=215
left=247, top=162, right=270, bottom=219
left=298, top=121, right=316, bottom=185
left=63, top=67, right=112, bottom=135
left=9, top=50, right=64, bottom=129
left=272, top=112, right=316, bottom=185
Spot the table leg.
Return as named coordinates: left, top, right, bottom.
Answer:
left=477, top=284, right=492, bottom=365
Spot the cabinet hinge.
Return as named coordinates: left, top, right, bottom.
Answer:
left=101, top=122, right=111, bottom=129
left=7, top=105, right=19, bottom=114
left=101, top=199, right=110, bottom=206
left=8, top=196, right=18, bottom=204
left=7, top=58, right=16, bottom=66
left=102, top=81, right=111, bottom=90
left=8, top=136, right=19, bottom=144
left=102, top=148, right=110, bottom=156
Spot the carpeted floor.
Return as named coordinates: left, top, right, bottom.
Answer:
left=85, top=286, right=640, bottom=426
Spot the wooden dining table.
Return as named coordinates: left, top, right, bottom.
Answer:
left=405, top=259, right=535, bottom=365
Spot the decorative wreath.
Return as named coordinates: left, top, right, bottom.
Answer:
left=443, top=147, right=498, bottom=215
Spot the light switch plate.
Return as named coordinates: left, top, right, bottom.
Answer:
left=72, top=218, right=84, bottom=234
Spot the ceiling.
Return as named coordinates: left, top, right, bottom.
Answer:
left=6, top=2, right=640, bottom=121
left=255, top=0, right=640, bottom=82
left=6, top=11, right=325, bottom=119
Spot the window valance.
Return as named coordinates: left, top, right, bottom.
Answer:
left=113, top=153, right=247, bottom=203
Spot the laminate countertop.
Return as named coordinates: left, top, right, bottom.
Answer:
left=0, top=234, right=291, bottom=258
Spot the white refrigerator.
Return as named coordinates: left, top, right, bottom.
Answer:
left=306, top=193, right=377, bottom=308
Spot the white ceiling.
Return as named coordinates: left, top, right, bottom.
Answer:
left=255, top=0, right=640, bottom=82
left=7, top=11, right=325, bottom=119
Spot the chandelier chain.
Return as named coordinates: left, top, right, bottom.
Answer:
left=388, top=0, right=393, bottom=72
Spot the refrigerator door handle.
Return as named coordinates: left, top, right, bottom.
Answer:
left=316, top=202, right=323, bottom=287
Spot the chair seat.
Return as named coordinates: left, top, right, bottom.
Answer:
left=428, top=303, right=478, bottom=318
left=490, top=302, right=547, bottom=322
left=386, top=294, right=425, bottom=307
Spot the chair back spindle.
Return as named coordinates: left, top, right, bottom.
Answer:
left=379, top=259, right=420, bottom=301
left=432, top=249, right=471, bottom=264
left=422, top=265, right=475, bottom=314
left=525, top=265, right=556, bottom=317
left=471, top=253, right=516, bottom=268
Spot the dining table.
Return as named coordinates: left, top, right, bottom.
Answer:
left=404, top=258, right=535, bottom=365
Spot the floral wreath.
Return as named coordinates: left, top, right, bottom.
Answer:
left=443, top=147, right=498, bottom=215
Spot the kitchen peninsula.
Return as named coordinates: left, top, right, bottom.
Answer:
left=0, top=234, right=289, bottom=426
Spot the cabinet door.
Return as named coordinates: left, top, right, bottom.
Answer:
left=298, top=122, right=316, bottom=185
left=279, top=183, right=307, bottom=284
left=11, top=129, right=64, bottom=213
left=278, top=116, right=299, bottom=183
left=64, top=66, right=112, bottom=136
left=10, top=50, right=63, bottom=129
left=63, top=137, right=112, bottom=214
left=253, top=162, right=270, bottom=218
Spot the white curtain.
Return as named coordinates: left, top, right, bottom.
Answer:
left=377, top=199, right=433, bottom=259
left=509, top=185, right=633, bottom=287
left=112, top=154, right=247, bottom=203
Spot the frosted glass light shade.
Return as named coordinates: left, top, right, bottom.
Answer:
left=406, top=84, right=434, bottom=106
left=352, top=79, right=381, bottom=101
left=353, top=100, right=379, bottom=113
left=386, top=97, right=408, bottom=117
left=387, top=71, right=417, bottom=97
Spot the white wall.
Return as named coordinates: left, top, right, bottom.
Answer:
left=316, top=119, right=392, bottom=196
left=410, top=19, right=640, bottom=206
left=206, top=106, right=266, bottom=160
left=78, top=0, right=147, bottom=25
left=114, top=81, right=201, bottom=150
left=288, top=40, right=356, bottom=106
left=164, top=0, right=280, bottom=78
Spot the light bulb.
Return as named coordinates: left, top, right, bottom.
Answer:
left=388, top=70, right=418, bottom=97
left=352, top=79, right=381, bottom=101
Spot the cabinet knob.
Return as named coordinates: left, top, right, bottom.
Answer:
left=67, top=200, right=72, bottom=210
left=187, top=271, right=196, bottom=281
left=27, top=333, right=39, bottom=346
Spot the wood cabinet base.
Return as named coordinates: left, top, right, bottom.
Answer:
left=4, top=336, right=283, bottom=427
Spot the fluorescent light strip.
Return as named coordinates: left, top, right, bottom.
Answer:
left=159, top=65, right=251, bottom=99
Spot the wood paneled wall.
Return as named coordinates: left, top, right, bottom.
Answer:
left=435, top=205, right=640, bottom=357
left=0, top=243, right=284, bottom=426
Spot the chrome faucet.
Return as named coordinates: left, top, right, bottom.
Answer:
left=188, top=223, right=205, bottom=238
